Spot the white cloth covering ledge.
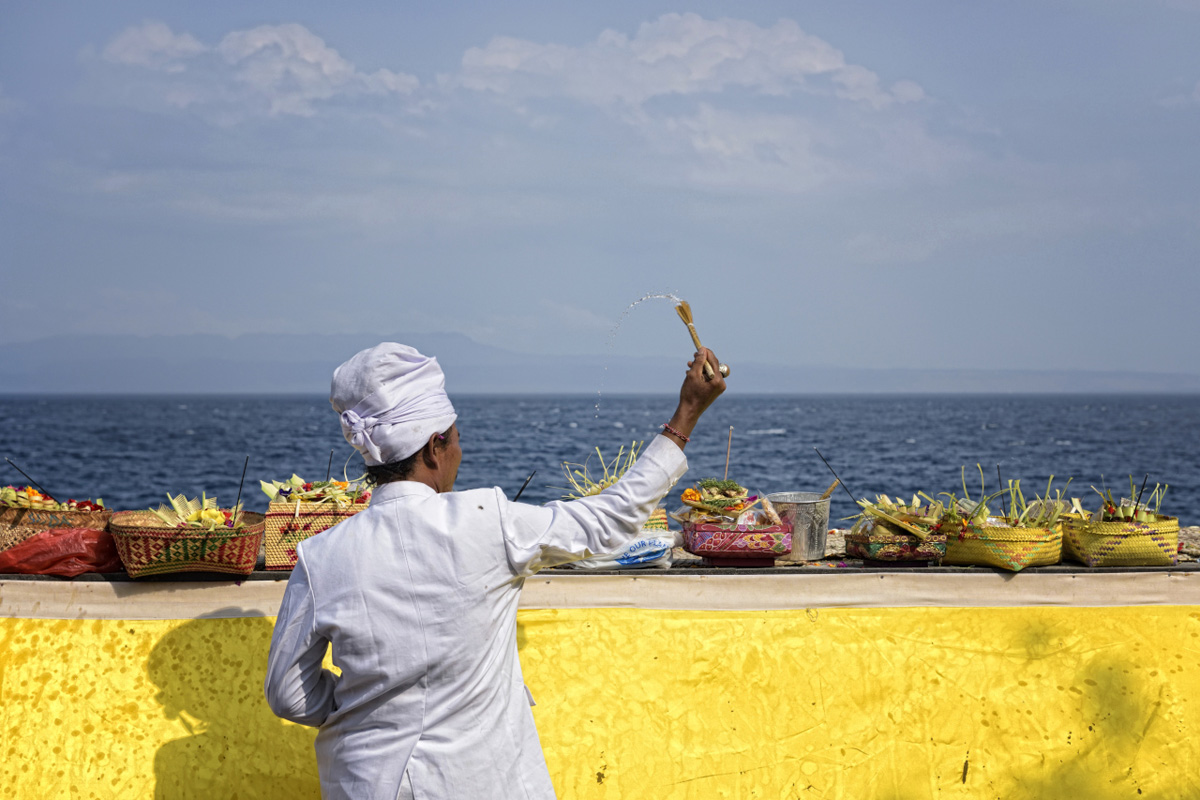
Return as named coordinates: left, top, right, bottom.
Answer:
left=264, top=434, right=688, bottom=800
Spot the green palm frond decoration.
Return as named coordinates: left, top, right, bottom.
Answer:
left=557, top=441, right=643, bottom=500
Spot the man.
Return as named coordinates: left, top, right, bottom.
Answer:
left=265, top=342, right=725, bottom=799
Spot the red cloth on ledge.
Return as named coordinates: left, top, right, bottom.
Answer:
left=0, top=528, right=123, bottom=577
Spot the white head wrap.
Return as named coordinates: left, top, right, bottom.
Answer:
left=329, top=343, right=458, bottom=466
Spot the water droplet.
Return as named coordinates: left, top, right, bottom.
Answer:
left=595, top=290, right=684, bottom=418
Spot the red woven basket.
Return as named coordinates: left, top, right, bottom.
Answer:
left=108, top=511, right=265, bottom=578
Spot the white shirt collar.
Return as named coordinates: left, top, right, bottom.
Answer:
left=370, top=480, right=439, bottom=503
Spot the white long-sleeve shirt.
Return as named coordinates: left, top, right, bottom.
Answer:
left=264, top=434, right=688, bottom=800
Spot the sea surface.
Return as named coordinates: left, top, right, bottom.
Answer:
left=1, top=394, right=1198, bottom=527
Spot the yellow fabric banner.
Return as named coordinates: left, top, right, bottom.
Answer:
left=2, top=606, right=1198, bottom=798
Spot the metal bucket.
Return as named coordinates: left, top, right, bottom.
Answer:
left=767, top=492, right=831, bottom=563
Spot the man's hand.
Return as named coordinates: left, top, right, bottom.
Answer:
left=661, top=347, right=725, bottom=449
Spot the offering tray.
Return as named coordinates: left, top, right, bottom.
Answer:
left=681, top=521, right=792, bottom=568
left=845, top=519, right=947, bottom=566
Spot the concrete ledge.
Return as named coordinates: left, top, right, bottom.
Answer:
left=6, top=569, right=1200, bottom=619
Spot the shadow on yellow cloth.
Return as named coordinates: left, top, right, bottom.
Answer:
left=4, top=604, right=1200, bottom=798
left=148, top=612, right=320, bottom=799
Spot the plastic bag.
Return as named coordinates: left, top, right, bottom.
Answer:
left=568, top=532, right=679, bottom=571
left=0, top=528, right=123, bottom=577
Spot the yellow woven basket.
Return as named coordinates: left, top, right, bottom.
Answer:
left=642, top=508, right=669, bottom=531
left=264, top=500, right=367, bottom=570
left=1062, top=514, right=1179, bottom=567
left=942, top=522, right=1061, bottom=571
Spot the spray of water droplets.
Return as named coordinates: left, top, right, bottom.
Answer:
left=595, top=291, right=685, bottom=418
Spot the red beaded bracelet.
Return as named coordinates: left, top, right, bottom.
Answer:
left=660, top=423, right=690, bottom=443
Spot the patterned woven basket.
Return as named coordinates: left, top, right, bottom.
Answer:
left=682, top=522, right=792, bottom=556
left=108, top=511, right=265, bottom=578
left=641, top=508, right=669, bottom=532
left=0, top=506, right=111, bottom=532
left=1062, top=514, right=1179, bottom=567
left=682, top=520, right=791, bottom=567
left=0, top=525, right=46, bottom=553
left=942, top=522, right=1060, bottom=571
left=845, top=520, right=946, bottom=563
left=264, top=500, right=366, bottom=570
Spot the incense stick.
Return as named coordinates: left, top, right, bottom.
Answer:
left=513, top=470, right=536, bottom=502
left=997, top=465, right=1007, bottom=519
left=724, top=426, right=733, bottom=481
left=4, top=458, right=57, bottom=503
left=1134, top=473, right=1150, bottom=511
left=231, top=456, right=249, bottom=527
left=812, top=448, right=860, bottom=507
left=326, top=450, right=334, bottom=482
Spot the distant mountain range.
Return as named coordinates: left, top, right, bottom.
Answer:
left=1, top=333, right=1198, bottom=394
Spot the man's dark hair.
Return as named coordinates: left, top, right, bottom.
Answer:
left=365, top=451, right=422, bottom=486
left=364, top=426, right=453, bottom=486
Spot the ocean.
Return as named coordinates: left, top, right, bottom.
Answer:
left=1, top=394, right=1197, bottom=526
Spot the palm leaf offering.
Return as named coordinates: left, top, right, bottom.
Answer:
left=678, top=478, right=781, bottom=527
left=941, top=467, right=1073, bottom=530
left=855, top=468, right=1079, bottom=540
left=260, top=474, right=370, bottom=507
left=558, top=442, right=643, bottom=499
left=681, top=478, right=751, bottom=517
left=1001, top=475, right=1072, bottom=528
left=150, top=492, right=243, bottom=530
left=1091, top=476, right=1169, bottom=523
left=854, top=494, right=943, bottom=540
left=1, top=485, right=104, bottom=512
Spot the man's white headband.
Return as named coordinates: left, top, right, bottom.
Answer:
left=330, top=343, right=457, bottom=466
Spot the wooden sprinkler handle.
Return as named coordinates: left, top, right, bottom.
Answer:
left=684, top=323, right=717, bottom=379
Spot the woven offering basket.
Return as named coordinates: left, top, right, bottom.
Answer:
left=641, top=508, right=669, bottom=532
left=942, top=522, right=1060, bottom=571
left=845, top=520, right=946, bottom=564
left=0, top=525, right=46, bottom=553
left=1062, top=514, right=1179, bottom=567
left=109, top=511, right=265, bottom=578
left=264, top=500, right=366, bottom=570
left=0, top=506, right=111, bottom=532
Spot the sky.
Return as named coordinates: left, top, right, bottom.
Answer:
left=2, top=1, right=1199, bottom=376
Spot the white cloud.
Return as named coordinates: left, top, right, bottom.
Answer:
left=102, top=20, right=206, bottom=72
left=652, top=104, right=837, bottom=191
left=448, top=13, right=939, bottom=192
left=71, top=14, right=960, bottom=219
left=459, top=13, right=923, bottom=109
left=95, top=21, right=418, bottom=118
left=215, top=23, right=417, bottom=116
